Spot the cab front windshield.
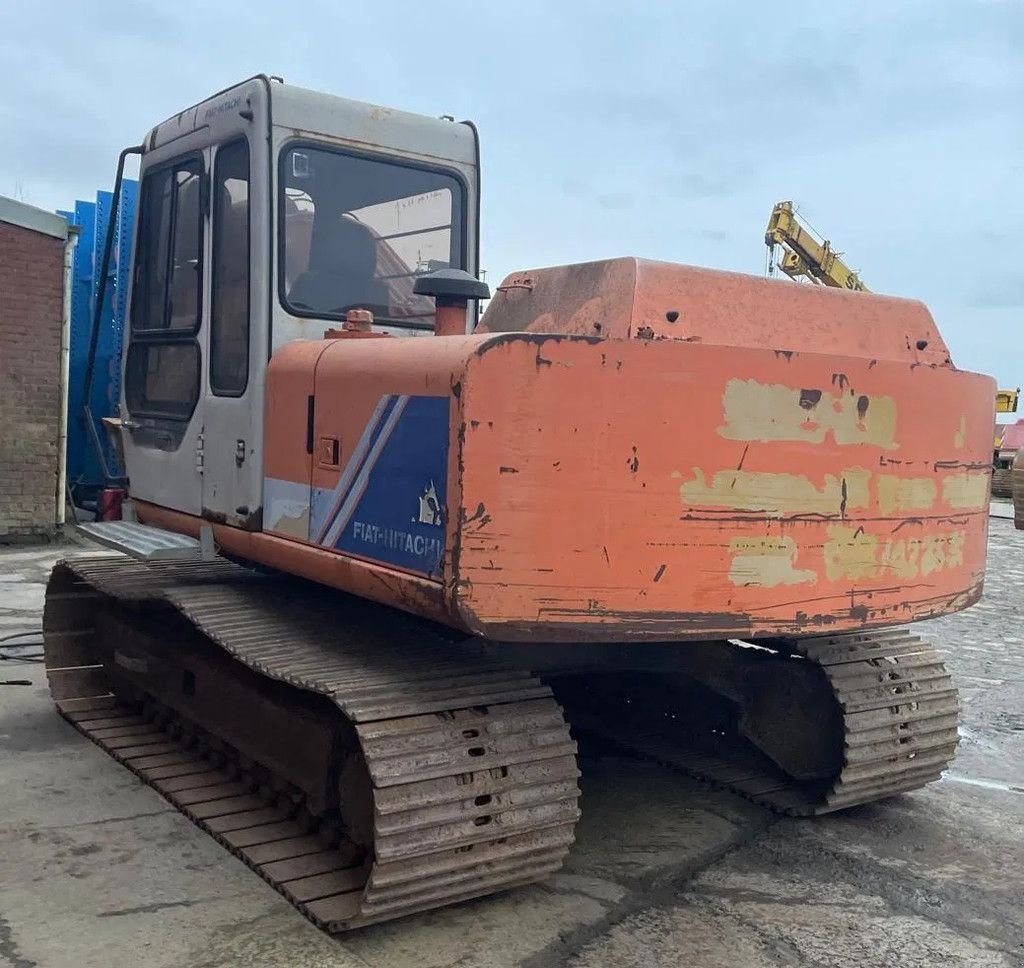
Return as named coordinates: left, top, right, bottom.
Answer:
left=280, top=145, right=465, bottom=328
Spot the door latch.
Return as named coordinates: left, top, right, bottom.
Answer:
left=235, top=439, right=246, bottom=468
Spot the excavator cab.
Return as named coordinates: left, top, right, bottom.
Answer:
left=118, top=76, right=479, bottom=529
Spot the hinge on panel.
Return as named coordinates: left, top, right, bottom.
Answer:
left=196, top=433, right=205, bottom=474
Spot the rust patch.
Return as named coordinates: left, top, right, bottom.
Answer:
left=798, top=389, right=822, bottom=410
left=934, top=460, right=991, bottom=471
left=463, top=502, right=492, bottom=529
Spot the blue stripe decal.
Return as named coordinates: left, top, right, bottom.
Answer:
left=311, top=394, right=399, bottom=544
left=332, top=395, right=450, bottom=578
left=323, top=395, right=409, bottom=547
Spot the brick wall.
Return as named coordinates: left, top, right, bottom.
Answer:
left=0, top=218, right=65, bottom=538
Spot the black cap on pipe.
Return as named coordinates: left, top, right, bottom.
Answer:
left=413, top=268, right=490, bottom=303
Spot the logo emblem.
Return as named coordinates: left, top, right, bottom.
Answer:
left=415, top=481, right=442, bottom=526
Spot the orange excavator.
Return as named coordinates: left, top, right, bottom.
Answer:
left=44, top=77, right=995, bottom=931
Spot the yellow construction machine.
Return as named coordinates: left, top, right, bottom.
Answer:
left=994, top=389, right=1022, bottom=500
left=764, top=200, right=868, bottom=291
left=766, top=200, right=1018, bottom=497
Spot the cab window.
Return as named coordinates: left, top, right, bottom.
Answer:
left=131, top=158, right=203, bottom=333
left=210, top=140, right=250, bottom=395
left=125, top=154, right=203, bottom=423
left=279, top=145, right=465, bottom=329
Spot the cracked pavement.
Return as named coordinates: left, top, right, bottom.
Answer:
left=0, top=518, right=1022, bottom=967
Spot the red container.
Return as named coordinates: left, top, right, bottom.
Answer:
left=98, top=487, right=126, bottom=521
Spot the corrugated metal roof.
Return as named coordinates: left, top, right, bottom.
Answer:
left=999, top=419, right=1024, bottom=452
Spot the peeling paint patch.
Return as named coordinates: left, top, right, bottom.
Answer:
left=954, top=414, right=967, bottom=449
left=823, top=526, right=879, bottom=581
left=679, top=467, right=870, bottom=517
left=877, top=475, right=937, bottom=516
left=824, top=525, right=966, bottom=581
left=264, top=477, right=313, bottom=540
left=269, top=508, right=310, bottom=540
left=883, top=532, right=966, bottom=578
left=942, top=470, right=990, bottom=510
left=719, top=379, right=898, bottom=450
left=728, top=537, right=817, bottom=587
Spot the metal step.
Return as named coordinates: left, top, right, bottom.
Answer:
left=77, top=520, right=215, bottom=562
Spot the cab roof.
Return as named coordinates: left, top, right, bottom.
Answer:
left=144, top=75, right=478, bottom=168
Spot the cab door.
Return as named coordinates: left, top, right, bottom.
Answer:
left=121, top=148, right=208, bottom=514
left=124, top=81, right=269, bottom=527
left=200, top=135, right=263, bottom=526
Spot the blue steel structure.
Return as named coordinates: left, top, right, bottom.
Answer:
left=58, top=181, right=137, bottom=507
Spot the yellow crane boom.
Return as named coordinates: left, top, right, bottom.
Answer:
left=765, top=200, right=868, bottom=292
left=764, top=199, right=1016, bottom=422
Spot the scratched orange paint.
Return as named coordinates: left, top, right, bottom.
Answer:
left=455, top=260, right=991, bottom=640
left=453, top=336, right=991, bottom=640
left=139, top=259, right=994, bottom=643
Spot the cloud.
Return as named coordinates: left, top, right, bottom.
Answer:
left=1, top=0, right=1019, bottom=387
left=970, top=278, right=1024, bottom=310
left=595, top=193, right=634, bottom=211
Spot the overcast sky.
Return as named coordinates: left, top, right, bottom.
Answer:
left=3, top=0, right=1021, bottom=395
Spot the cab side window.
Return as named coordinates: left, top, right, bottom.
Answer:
left=125, top=156, right=203, bottom=420
left=210, top=140, right=250, bottom=395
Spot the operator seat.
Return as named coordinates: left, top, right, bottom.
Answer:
left=287, top=216, right=390, bottom=316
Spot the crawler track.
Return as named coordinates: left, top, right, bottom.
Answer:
left=43, top=556, right=580, bottom=931
left=578, top=630, right=960, bottom=815
left=992, top=467, right=1013, bottom=500
left=43, top=555, right=961, bottom=930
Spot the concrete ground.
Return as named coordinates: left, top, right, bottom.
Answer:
left=1, top=518, right=1022, bottom=968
